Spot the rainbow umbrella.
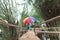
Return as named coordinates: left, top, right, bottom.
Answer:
left=23, top=17, right=32, bottom=25
left=23, top=17, right=36, bottom=24
left=23, top=17, right=36, bottom=31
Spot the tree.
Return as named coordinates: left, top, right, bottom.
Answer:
left=0, top=0, right=18, bottom=40
left=27, top=0, right=60, bottom=27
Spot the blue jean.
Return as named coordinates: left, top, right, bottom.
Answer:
left=26, top=24, right=31, bottom=30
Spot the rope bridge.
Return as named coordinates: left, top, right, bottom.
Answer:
left=0, top=15, right=60, bottom=27
left=0, top=15, right=60, bottom=34
left=0, top=15, right=60, bottom=40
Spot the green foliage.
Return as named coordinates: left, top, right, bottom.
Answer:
left=32, top=12, right=43, bottom=21
left=27, top=0, right=33, bottom=4
left=0, top=0, right=18, bottom=40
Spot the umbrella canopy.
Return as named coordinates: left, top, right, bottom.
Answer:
left=23, top=17, right=36, bottom=24
left=30, top=17, right=36, bottom=23
left=23, top=17, right=32, bottom=24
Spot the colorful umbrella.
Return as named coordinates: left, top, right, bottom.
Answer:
left=23, top=17, right=36, bottom=30
left=23, top=17, right=36, bottom=24
left=23, top=17, right=32, bottom=24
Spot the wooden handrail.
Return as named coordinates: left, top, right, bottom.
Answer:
left=0, top=21, right=21, bottom=28
left=31, top=27, right=60, bottom=30
left=19, top=30, right=60, bottom=34
left=40, top=15, right=60, bottom=24
left=37, top=31, right=60, bottom=34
